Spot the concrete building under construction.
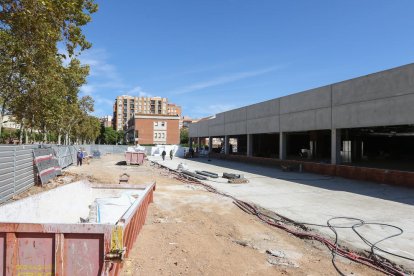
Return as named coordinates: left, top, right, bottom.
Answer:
left=189, top=63, right=414, bottom=181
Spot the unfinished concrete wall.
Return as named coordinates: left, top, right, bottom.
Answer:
left=197, top=119, right=210, bottom=137
left=332, top=64, right=414, bottom=128
left=246, top=99, right=280, bottom=134
left=190, top=63, right=414, bottom=138
left=280, top=86, right=332, bottom=132
left=225, top=107, right=247, bottom=135
left=208, top=113, right=225, bottom=137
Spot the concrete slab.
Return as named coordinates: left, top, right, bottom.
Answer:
left=149, top=156, right=414, bottom=270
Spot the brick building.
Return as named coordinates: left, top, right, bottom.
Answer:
left=100, top=115, right=112, bottom=128
left=113, top=95, right=181, bottom=131
left=127, top=114, right=180, bottom=145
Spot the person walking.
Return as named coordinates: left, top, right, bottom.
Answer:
left=169, top=149, right=174, bottom=160
left=77, top=149, right=83, bottom=166
left=161, top=150, right=166, bottom=161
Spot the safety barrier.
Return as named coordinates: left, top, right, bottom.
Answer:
left=0, top=145, right=79, bottom=204
left=78, top=145, right=129, bottom=156
left=0, top=144, right=148, bottom=203
left=0, top=145, right=38, bottom=204
left=52, top=145, right=77, bottom=168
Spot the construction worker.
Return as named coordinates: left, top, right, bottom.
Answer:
left=77, top=149, right=83, bottom=166
left=161, top=150, right=166, bottom=161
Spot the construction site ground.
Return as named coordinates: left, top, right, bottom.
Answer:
left=149, top=155, right=414, bottom=272
left=51, top=153, right=402, bottom=275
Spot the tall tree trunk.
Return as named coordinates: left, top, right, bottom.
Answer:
left=24, top=129, right=28, bottom=144
left=19, top=124, right=24, bottom=144
left=0, top=102, right=6, bottom=138
left=43, top=127, right=47, bottom=143
left=58, top=132, right=62, bottom=145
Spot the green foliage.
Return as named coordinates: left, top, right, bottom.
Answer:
left=180, top=128, right=189, bottom=144
left=0, top=0, right=99, bottom=143
left=98, top=126, right=124, bottom=145
left=0, top=128, right=18, bottom=143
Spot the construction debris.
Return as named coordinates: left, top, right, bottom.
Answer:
left=222, top=172, right=244, bottom=179
left=119, top=173, right=130, bottom=184
left=195, top=170, right=219, bottom=178
left=181, top=170, right=207, bottom=180
left=177, top=162, right=189, bottom=171
left=227, top=178, right=249, bottom=184
left=223, top=172, right=248, bottom=183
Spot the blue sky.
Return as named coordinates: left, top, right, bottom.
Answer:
left=79, top=0, right=414, bottom=118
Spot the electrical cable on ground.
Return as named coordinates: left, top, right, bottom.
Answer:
left=151, top=161, right=412, bottom=275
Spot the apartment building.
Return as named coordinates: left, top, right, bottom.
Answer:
left=113, top=96, right=181, bottom=131
left=127, top=114, right=180, bottom=145
left=100, top=115, right=113, bottom=128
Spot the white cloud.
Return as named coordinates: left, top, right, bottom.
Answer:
left=171, top=66, right=282, bottom=95
left=121, top=86, right=153, bottom=98
left=78, top=49, right=121, bottom=83
left=187, top=104, right=236, bottom=118
left=80, top=84, right=96, bottom=96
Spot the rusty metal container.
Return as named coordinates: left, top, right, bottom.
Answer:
left=125, top=152, right=145, bottom=165
left=0, top=180, right=155, bottom=276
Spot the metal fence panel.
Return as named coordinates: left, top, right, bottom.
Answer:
left=0, top=144, right=133, bottom=203
left=78, top=145, right=129, bottom=156
left=52, top=145, right=77, bottom=169
left=0, top=145, right=38, bottom=204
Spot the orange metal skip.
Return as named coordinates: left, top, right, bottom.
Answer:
left=0, top=182, right=156, bottom=276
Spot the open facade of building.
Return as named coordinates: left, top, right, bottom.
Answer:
left=189, top=63, right=414, bottom=172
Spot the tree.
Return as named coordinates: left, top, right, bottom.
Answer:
left=180, top=128, right=189, bottom=145
left=0, top=0, right=98, bottom=144
left=74, top=115, right=100, bottom=144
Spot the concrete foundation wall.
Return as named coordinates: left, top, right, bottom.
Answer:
left=189, top=63, right=414, bottom=137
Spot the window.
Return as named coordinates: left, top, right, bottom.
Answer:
left=161, top=122, right=165, bottom=127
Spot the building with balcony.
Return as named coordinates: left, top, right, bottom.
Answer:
left=113, top=96, right=181, bottom=131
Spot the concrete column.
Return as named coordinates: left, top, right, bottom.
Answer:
left=224, top=135, right=229, bottom=154
left=331, top=129, right=341, bottom=165
left=247, top=134, right=253, bottom=156
left=208, top=137, right=212, bottom=151
left=279, top=132, right=286, bottom=160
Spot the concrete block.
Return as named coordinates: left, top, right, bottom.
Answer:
left=225, top=107, right=247, bottom=123
left=332, top=63, right=414, bottom=106
left=280, top=107, right=331, bottom=132
left=332, top=93, right=414, bottom=128
left=189, top=124, right=198, bottom=137
left=197, top=120, right=210, bottom=137
left=225, top=121, right=247, bottom=135
left=246, top=115, right=280, bottom=134
left=212, top=113, right=225, bottom=125
left=280, top=86, right=331, bottom=114
left=209, top=124, right=225, bottom=137
left=246, top=98, right=280, bottom=120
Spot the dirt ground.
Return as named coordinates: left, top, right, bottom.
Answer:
left=61, top=154, right=379, bottom=275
